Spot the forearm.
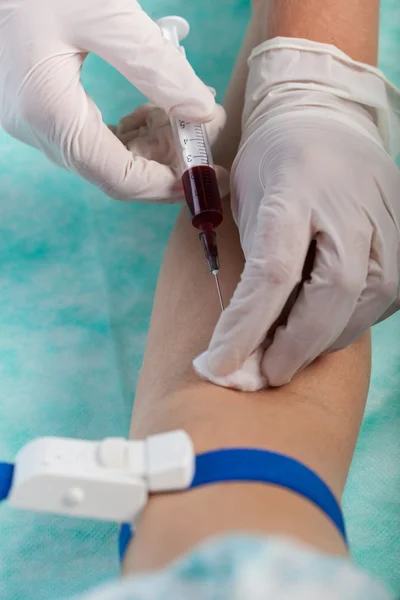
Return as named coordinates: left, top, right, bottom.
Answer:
left=261, top=0, right=379, bottom=65
left=123, top=201, right=371, bottom=573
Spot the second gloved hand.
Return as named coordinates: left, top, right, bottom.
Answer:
left=206, top=38, right=400, bottom=388
left=0, top=0, right=216, bottom=201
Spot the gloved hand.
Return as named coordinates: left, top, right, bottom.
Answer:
left=0, top=0, right=215, bottom=201
left=207, top=38, right=400, bottom=387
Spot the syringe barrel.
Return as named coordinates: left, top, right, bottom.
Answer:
left=170, top=118, right=214, bottom=173
left=170, top=118, right=223, bottom=229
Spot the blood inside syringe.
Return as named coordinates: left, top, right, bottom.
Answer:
left=182, top=165, right=223, bottom=273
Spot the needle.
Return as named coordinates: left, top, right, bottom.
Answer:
left=212, top=270, right=224, bottom=312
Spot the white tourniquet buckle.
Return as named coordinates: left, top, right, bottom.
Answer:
left=8, top=431, right=194, bottom=522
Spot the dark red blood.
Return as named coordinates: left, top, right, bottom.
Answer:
left=182, top=166, right=223, bottom=229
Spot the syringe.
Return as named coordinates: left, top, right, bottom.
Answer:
left=157, top=16, right=224, bottom=312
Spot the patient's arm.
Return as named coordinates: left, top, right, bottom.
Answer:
left=121, top=4, right=372, bottom=574
left=123, top=196, right=371, bottom=573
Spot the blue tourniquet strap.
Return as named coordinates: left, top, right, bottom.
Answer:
left=0, top=462, right=14, bottom=501
left=119, top=448, right=346, bottom=561
left=1, top=451, right=346, bottom=562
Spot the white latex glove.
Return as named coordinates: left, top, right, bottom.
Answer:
left=206, top=38, right=400, bottom=388
left=112, top=100, right=229, bottom=201
left=0, top=0, right=215, bottom=201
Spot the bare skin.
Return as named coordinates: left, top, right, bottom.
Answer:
left=264, top=0, right=379, bottom=65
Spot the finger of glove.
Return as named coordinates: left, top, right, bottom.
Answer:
left=121, top=115, right=176, bottom=168
left=207, top=196, right=311, bottom=377
left=203, top=104, right=227, bottom=145
left=74, top=1, right=215, bottom=122
left=117, top=104, right=161, bottom=139
left=261, top=223, right=370, bottom=386
left=18, top=60, right=179, bottom=200
left=79, top=112, right=178, bottom=201
left=329, top=218, right=400, bottom=351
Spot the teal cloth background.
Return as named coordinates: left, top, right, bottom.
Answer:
left=0, top=0, right=399, bottom=598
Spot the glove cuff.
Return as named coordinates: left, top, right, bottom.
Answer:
left=244, top=37, right=400, bottom=161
